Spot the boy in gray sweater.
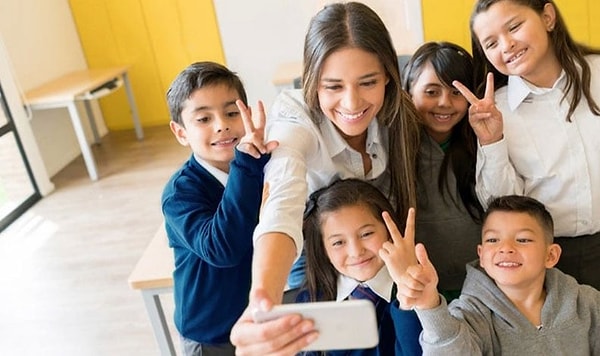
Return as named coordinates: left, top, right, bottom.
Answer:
left=396, top=195, right=600, bottom=355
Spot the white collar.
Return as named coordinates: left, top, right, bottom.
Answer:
left=336, top=266, right=394, bottom=303
left=320, top=116, right=382, bottom=157
left=506, top=70, right=566, bottom=111
left=193, top=154, right=228, bottom=186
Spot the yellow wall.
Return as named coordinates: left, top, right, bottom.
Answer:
left=69, top=0, right=600, bottom=130
left=422, top=0, right=600, bottom=52
left=421, top=0, right=474, bottom=52
left=68, top=0, right=225, bottom=130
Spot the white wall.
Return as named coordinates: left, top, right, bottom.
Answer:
left=0, top=38, right=54, bottom=195
left=0, top=0, right=423, bottom=180
left=0, top=0, right=105, bottom=178
left=213, top=0, right=424, bottom=108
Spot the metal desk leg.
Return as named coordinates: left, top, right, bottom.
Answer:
left=83, top=99, right=101, bottom=145
left=141, top=288, right=176, bottom=356
left=67, top=102, right=99, bottom=181
left=122, top=72, right=144, bottom=140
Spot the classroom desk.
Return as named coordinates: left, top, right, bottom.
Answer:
left=128, top=224, right=176, bottom=356
left=24, top=66, right=144, bottom=181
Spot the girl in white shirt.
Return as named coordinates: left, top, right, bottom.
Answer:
left=230, top=2, right=422, bottom=354
left=453, top=0, right=600, bottom=289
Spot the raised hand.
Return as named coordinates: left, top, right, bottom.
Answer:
left=230, top=288, right=318, bottom=356
left=395, top=243, right=440, bottom=310
left=236, top=100, right=279, bottom=158
left=453, top=72, right=504, bottom=146
left=379, top=208, right=418, bottom=285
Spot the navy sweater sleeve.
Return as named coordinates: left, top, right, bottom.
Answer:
left=161, top=149, right=269, bottom=267
left=389, top=300, right=423, bottom=356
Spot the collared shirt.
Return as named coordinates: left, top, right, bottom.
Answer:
left=194, top=153, right=228, bottom=186
left=254, top=89, right=389, bottom=256
left=476, top=55, right=600, bottom=236
left=336, top=266, right=394, bottom=303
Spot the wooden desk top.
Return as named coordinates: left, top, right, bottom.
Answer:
left=24, top=66, right=129, bottom=107
left=128, top=223, right=174, bottom=290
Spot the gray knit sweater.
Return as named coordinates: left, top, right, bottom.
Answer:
left=415, top=133, right=481, bottom=291
left=415, top=261, right=600, bottom=355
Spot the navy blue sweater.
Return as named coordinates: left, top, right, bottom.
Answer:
left=161, top=150, right=269, bottom=344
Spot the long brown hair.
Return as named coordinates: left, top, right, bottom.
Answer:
left=301, top=2, right=420, bottom=220
left=470, top=0, right=600, bottom=121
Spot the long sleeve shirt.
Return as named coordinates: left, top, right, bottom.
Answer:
left=254, top=89, right=389, bottom=256
left=161, top=149, right=269, bottom=343
left=475, top=55, right=600, bottom=236
left=416, top=262, right=600, bottom=355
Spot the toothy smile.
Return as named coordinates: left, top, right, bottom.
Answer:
left=496, top=261, right=521, bottom=267
left=212, top=138, right=237, bottom=146
left=506, top=49, right=526, bottom=64
left=432, top=113, right=453, bottom=121
left=337, top=109, right=367, bottom=121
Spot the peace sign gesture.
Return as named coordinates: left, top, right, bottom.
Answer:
left=236, top=100, right=279, bottom=158
left=453, top=72, right=504, bottom=146
left=379, top=208, right=418, bottom=285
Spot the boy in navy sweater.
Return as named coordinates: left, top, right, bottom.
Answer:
left=161, top=62, right=277, bottom=355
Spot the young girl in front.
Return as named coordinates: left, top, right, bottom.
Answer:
left=297, top=178, right=422, bottom=356
left=402, top=42, right=483, bottom=300
left=453, top=0, right=600, bottom=289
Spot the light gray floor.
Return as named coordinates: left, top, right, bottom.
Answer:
left=0, top=126, right=189, bottom=355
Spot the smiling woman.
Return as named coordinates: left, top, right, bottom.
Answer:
left=229, top=2, right=422, bottom=355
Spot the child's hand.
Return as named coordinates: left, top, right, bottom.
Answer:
left=236, top=100, right=279, bottom=158
left=395, top=243, right=440, bottom=310
left=379, top=208, right=418, bottom=284
left=453, top=72, right=504, bottom=146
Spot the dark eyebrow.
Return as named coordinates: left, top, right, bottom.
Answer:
left=482, top=227, right=538, bottom=235
left=422, top=82, right=444, bottom=88
left=325, top=223, right=376, bottom=240
left=479, top=14, right=520, bottom=45
left=193, top=100, right=238, bottom=112
left=321, top=71, right=381, bottom=83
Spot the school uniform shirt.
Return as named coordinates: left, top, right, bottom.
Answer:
left=297, top=267, right=423, bottom=356
left=475, top=55, right=600, bottom=237
left=254, top=89, right=390, bottom=257
left=415, top=261, right=600, bottom=355
left=161, top=149, right=269, bottom=344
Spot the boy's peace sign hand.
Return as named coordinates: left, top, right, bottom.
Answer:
left=395, top=243, right=440, bottom=310
left=453, top=72, right=504, bottom=146
left=236, top=100, right=279, bottom=158
left=379, top=208, right=418, bottom=285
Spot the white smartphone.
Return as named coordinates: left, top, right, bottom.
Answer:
left=252, top=299, right=379, bottom=351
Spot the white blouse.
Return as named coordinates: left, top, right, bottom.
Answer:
left=253, top=89, right=389, bottom=256
left=476, top=55, right=600, bottom=236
